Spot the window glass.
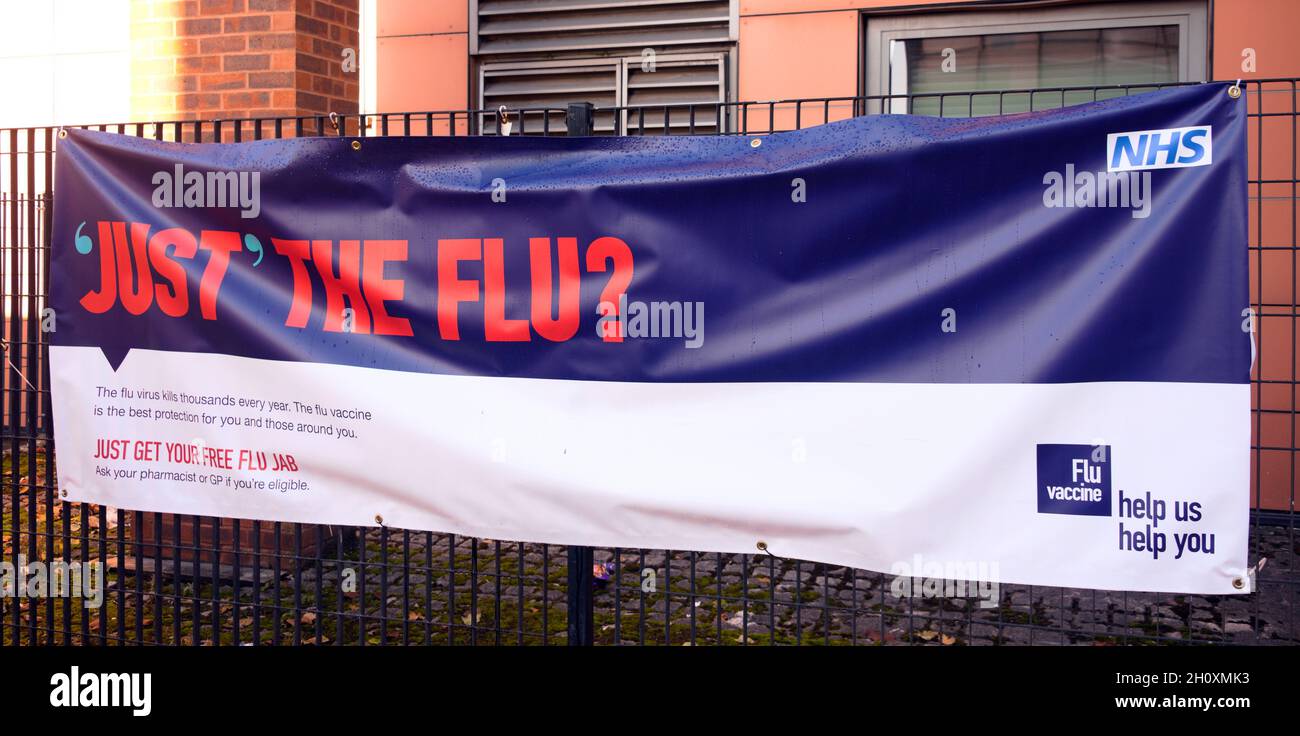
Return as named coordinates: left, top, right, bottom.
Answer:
left=896, top=25, right=1180, bottom=116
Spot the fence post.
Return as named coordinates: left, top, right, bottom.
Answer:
left=566, top=101, right=594, bottom=137
left=566, top=545, right=594, bottom=646
left=564, top=101, right=597, bottom=646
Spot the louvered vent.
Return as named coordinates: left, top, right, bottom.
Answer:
left=474, top=0, right=733, bottom=55
left=474, top=0, right=734, bottom=135
left=623, top=53, right=724, bottom=133
left=481, top=59, right=621, bottom=134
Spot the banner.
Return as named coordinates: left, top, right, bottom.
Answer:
left=50, top=83, right=1250, bottom=593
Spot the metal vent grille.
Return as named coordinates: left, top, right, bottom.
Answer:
left=480, top=59, right=621, bottom=134
left=473, top=0, right=734, bottom=55
left=473, top=0, right=734, bottom=134
left=623, top=53, right=724, bottom=133
left=480, top=53, right=726, bottom=135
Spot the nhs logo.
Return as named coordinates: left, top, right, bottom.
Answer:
left=1106, top=126, right=1212, bottom=172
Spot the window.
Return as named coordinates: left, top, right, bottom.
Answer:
left=471, top=0, right=736, bottom=134
left=864, top=1, right=1208, bottom=116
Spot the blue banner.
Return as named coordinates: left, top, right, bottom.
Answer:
left=49, top=84, right=1251, bottom=594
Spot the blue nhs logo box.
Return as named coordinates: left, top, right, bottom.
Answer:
left=1106, top=126, right=1212, bottom=172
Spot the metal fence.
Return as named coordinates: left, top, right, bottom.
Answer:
left=3, top=80, right=1297, bottom=646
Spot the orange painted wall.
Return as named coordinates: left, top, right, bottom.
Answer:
left=1214, top=0, right=1300, bottom=511
left=736, top=1, right=961, bottom=129
left=375, top=0, right=468, bottom=133
left=738, top=10, right=859, bottom=131
left=1212, top=0, right=1300, bottom=79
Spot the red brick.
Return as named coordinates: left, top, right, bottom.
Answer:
left=224, top=15, right=271, bottom=33
left=178, top=18, right=222, bottom=36
left=249, top=71, right=293, bottom=88
left=131, top=0, right=357, bottom=120
left=223, top=91, right=271, bottom=108
left=201, top=72, right=248, bottom=91
left=296, top=90, right=329, bottom=112
left=179, top=93, right=222, bottom=110
left=199, top=35, right=246, bottom=53
left=313, top=1, right=342, bottom=22
left=177, top=55, right=221, bottom=73
left=198, top=0, right=245, bottom=14
left=269, top=51, right=295, bottom=70
left=248, top=32, right=297, bottom=50
left=224, top=53, right=270, bottom=71
left=296, top=14, right=329, bottom=37
left=271, top=90, right=296, bottom=108
left=310, top=74, right=334, bottom=94
left=296, top=51, right=328, bottom=74
left=310, top=37, right=344, bottom=58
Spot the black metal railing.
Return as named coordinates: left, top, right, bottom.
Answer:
left=2, top=80, right=1296, bottom=646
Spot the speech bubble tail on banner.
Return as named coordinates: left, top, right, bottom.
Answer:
left=98, top=346, right=132, bottom=372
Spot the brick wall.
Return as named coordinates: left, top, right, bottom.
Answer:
left=130, top=0, right=359, bottom=126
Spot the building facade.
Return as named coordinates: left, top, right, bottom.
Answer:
left=374, top=1, right=1299, bottom=125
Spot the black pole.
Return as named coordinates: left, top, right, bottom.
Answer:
left=565, top=100, right=596, bottom=646
left=566, top=545, right=594, bottom=646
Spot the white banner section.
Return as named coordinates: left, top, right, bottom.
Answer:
left=51, top=345, right=1251, bottom=594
